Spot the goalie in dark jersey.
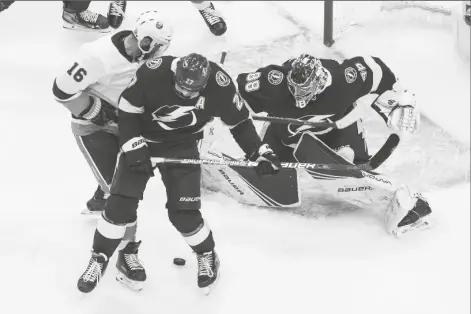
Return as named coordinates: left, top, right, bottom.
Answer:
left=235, top=53, right=432, bottom=237
left=76, top=53, right=280, bottom=295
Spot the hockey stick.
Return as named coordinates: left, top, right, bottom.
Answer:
left=252, top=95, right=375, bottom=129
left=151, top=133, right=400, bottom=171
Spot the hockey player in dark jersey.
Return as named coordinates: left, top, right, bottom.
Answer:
left=235, top=53, right=432, bottom=237
left=76, top=53, right=280, bottom=294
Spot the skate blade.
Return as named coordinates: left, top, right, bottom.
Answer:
left=63, top=22, right=111, bottom=33
left=81, top=208, right=103, bottom=216
left=394, top=217, right=433, bottom=238
left=200, top=272, right=221, bottom=296
left=116, top=271, right=144, bottom=292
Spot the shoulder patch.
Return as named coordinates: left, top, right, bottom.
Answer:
left=146, top=57, right=163, bottom=70
left=216, top=71, right=230, bottom=87
left=267, top=70, right=284, bottom=85
left=344, top=67, right=357, bottom=84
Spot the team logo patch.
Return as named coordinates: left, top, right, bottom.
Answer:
left=146, top=57, right=163, bottom=70
left=267, top=70, right=284, bottom=85
left=344, top=67, right=357, bottom=83
left=215, top=71, right=230, bottom=87
left=151, top=105, right=198, bottom=131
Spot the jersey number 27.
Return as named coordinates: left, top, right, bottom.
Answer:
left=67, top=62, right=87, bottom=83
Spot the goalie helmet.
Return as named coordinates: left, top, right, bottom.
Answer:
left=133, top=10, right=173, bottom=58
left=287, top=54, right=330, bottom=108
left=174, top=53, right=211, bottom=98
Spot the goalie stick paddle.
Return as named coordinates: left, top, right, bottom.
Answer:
left=151, top=134, right=400, bottom=171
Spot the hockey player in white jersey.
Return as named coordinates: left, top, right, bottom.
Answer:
left=52, top=10, right=172, bottom=290
left=53, top=10, right=172, bottom=216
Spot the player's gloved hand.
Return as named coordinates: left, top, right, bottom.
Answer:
left=375, top=82, right=420, bottom=135
left=388, top=100, right=420, bottom=134
left=79, top=96, right=119, bottom=126
left=249, top=144, right=281, bottom=176
left=122, top=137, right=155, bottom=177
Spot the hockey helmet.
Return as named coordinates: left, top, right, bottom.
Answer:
left=133, top=10, right=173, bottom=57
left=174, top=53, right=211, bottom=98
left=287, top=54, right=329, bottom=108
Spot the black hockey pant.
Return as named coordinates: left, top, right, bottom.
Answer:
left=95, top=140, right=215, bottom=257
left=63, top=1, right=91, bottom=13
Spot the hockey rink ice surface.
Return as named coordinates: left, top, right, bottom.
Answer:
left=0, top=2, right=469, bottom=314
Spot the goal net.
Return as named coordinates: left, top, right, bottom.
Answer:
left=323, top=1, right=456, bottom=47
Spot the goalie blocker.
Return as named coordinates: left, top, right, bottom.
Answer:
left=202, top=131, right=432, bottom=237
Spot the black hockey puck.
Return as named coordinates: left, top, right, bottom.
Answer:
left=173, top=257, right=186, bottom=266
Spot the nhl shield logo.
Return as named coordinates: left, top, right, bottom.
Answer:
left=215, top=71, right=230, bottom=87
left=344, top=67, right=357, bottom=84
left=146, top=57, right=163, bottom=70
left=268, top=70, right=284, bottom=85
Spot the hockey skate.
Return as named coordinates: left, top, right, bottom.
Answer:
left=197, top=250, right=220, bottom=295
left=82, top=186, right=106, bottom=215
left=385, top=186, right=433, bottom=237
left=107, top=1, right=126, bottom=29
left=63, top=9, right=110, bottom=33
left=77, top=251, right=109, bottom=293
left=198, top=2, right=227, bottom=36
left=116, top=241, right=147, bottom=291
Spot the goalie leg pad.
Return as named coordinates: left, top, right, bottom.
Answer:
left=201, top=152, right=300, bottom=208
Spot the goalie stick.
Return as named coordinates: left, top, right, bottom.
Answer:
left=151, top=133, right=400, bottom=171
left=252, top=103, right=367, bottom=130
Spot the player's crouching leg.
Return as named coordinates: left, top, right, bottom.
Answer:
left=77, top=195, right=146, bottom=293
left=384, top=185, right=432, bottom=237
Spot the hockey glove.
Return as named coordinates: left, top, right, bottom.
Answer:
left=249, top=144, right=281, bottom=176
left=375, top=82, right=420, bottom=135
left=122, top=137, right=155, bottom=177
left=79, top=96, right=119, bottom=126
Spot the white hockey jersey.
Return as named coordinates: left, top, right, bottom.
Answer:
left=54, top=30, right=141, bottom=136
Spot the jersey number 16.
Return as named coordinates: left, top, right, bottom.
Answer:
left=67, top=62, right=87, bottom=83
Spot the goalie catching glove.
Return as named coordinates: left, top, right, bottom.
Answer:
left=248, top=144, right=281, bottom=176
left=374, top=82, right=420, bottom=134
left=121, top=137, right=155, bottom=177
left=78, top=95, right=119, bottom=126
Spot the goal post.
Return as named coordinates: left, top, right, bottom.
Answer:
left=322, top=1, right=461, bottom=48
left=323, top=0, right=335, bottom=47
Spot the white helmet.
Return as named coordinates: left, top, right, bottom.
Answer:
left=133, top=10, right=173, bottom=57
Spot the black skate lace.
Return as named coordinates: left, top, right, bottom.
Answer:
left=200, top=7, right=222, bottom=26
left=80, top=10, right=99, bottom=23
left=124, top=253, right=144, bottom=270
left=82, top=257, right=103, bottom=282
left=197, top=252, right=214, bottom=278
left=109, top=1, right=126, bottom=17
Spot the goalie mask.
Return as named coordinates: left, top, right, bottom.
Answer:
left=287, top=54, right=330, bottom=108
left=133, top=10, right=173, bottom=60
left=174, top=53, right=211, bottom=99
